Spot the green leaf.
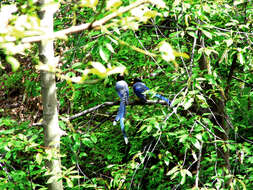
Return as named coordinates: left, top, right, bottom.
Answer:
left=187, top=31, right=198, bottom=38
left=147, top=125, right=152, bottom=133
left=237, top=179, right=247, bottom=190
left=91, top=135, right=97, bottom=143
left=72, top=62, right=83, bottom=69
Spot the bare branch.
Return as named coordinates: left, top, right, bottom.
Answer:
left=68, top=100, right=169, bottom=120
left=32, top=99, right=170, bottom=126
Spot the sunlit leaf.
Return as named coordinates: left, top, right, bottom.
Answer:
left=144, top=10, right=159, bottom=18
left=225, top=38, right=233, bottom=47
left=173, top=0, right=182, bottom=7
left=183, top=98, right=194, bottom=110
left=237, top=179, right=247, bottom=190
left=192, top=150, right=198, bottom=161
left=196, top=134, right=202, bottom=141
left=107, top=36, right=118, bottom=45
left=66, top=177, right=74, bottom=187
left=202, top=30, right=212, bottom=39
left=90, top=62, right=106, bottom=73
left=72, top=62, right=83, bottom=69
left=184, top=14, right=190, bottom=27
left=106, top=0, right=122, bottom=10
left=185, top=169, right=192, bottom=177
left=167, top=165, right=179, bottom=175
left=187, top=31, right=198, bottom=38
left=173, top=51, right=190, bottom=59
left=237, top=52, right=244, bottom=65
left=80, top=0, right=98, bottom=10
left=0, top=5, right=17, bottom=29
left=71, top=76, right=83, bottom=83
left=158, top=41, right=175, bottom=62
left=105, top=43, right=115, bottom=53
left=47, top=176, right=58, bottom=184
left=107, top=65, right=126, bottom=76
left=193, top=139, right=201, bottom=150
left=99, top=48, right=109, bottom=62
left=234, top=0, right=244, bottom=6
left=149, top=0, right=166, bottom=8
left=180, top=169, right=186, bottom=184
left=6, top=56, right=20, bottom=72
left=35, top=153, right=43, bottom=165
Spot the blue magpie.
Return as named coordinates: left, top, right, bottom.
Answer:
left=113, top=74, right=129, bottom=144
left=133, top=78, right=171, bottom=106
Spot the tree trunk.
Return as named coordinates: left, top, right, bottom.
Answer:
left=39, top=1, right=63, bottom=189
left=198, top=36, right=231, bottom=173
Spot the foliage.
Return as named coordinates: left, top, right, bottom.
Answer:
left=0, top=0, right=253, bottom=189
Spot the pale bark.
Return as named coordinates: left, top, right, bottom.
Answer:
left=39, top=0, right=63, bottom=189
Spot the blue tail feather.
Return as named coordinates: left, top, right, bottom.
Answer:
left=155, top=94, right=171, bottom=105
left=115, top=101, right=126, bottom=121
left=120, top=118, right=128, bottom=144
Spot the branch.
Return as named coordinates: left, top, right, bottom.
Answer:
left=195, top=141, right=203, bottom=188
left=68, top=99, right=169, bottom=120
left=22, top=0, right=149, bottom=43
left=32, top=99, right=169, bottom=126
left=225, top=53, right=237, bottom=97
left=232, top=76, right=253, bottom=87
left=68, top=101, right=118, bottom=120
left=189, top=29, right=198, bottom=76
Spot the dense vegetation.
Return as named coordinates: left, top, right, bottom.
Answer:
left=0, top=0, right=252, bottom=189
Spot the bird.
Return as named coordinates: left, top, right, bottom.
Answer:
left=113, top=74, right=129, bottom=144
left=133, top=78, right=171, bottom=106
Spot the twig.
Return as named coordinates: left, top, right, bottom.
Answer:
left=133, top=30, right=164, bottom=71
left=176, top=24, right=190, bottom=77
left=129, top=142, right=153, bottom=190
left=189, top=26, right=199, bottom=76
left=187, top=110, right=222, bottom=140
left=232, top=76, right=253, bottom=87
left=195, top=141, right=203, bottom=188
left=68, top=101, right=118, bottom=120
left=22, top=0, right=150, bottom=43
left=0, top=160, right=12, bottom=181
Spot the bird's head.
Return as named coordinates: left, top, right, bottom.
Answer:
left=133, top=78, right=142, bottom=83
left=116, top=74, right=125, bottom=81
